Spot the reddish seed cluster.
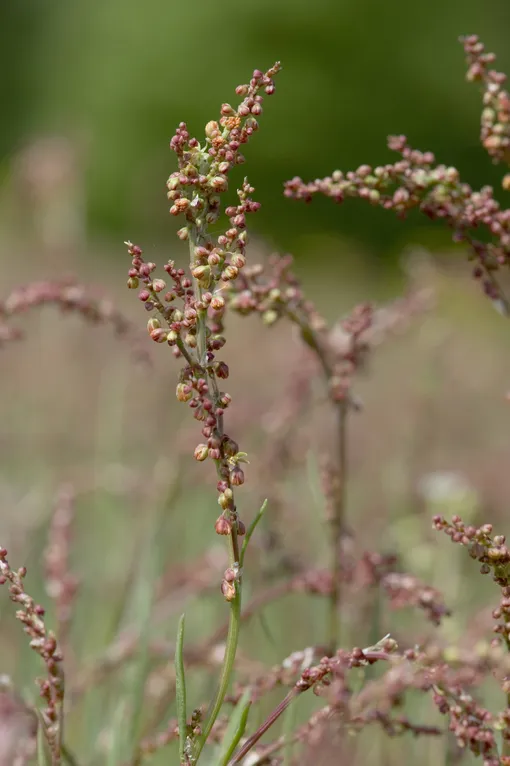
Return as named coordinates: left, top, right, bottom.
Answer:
left=226, top=252, right=432, bottom=413
left=327, top=303, right=373, bottom=402
left=167, top=63, right=280, bottom=217
left=126, top=240, right=247, bottom=535
left=434, top=515, right=510, bottom=667
left=44, top=484, right=79, bottom=650
left=0, top=548, right=64, bottom=759
left=360, top=552, right=450, bottom=625
left=126, top=65, right=281, bottom=543
left=226, top=253, right=325, bottom=331
left=462, top=34, right=510, bottom=165
left=165, top=64, right=280, bottom=297
left=433, top=515, right=510, bottom=584
left=380, top=572, right=450, bottom=626
left=283, top=36, right=510, bottom=311
left=0, top=683, right=37, bottom=764
left=285, top=137, right=510, bottom=308
left=433, top=685, right=499, bottom=764
left=0, top=279, right=149, bottom=361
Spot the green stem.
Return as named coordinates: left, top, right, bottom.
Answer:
left=192, top=536, right=241, bottom=761
left=188, top=223, right=207, bottom=366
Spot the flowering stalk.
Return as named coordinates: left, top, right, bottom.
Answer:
left=284, top=36, right=510, bottom=314
left=124, top=62, right=280, bottom=762
left=434, top=515, right=510, bottom=756
left=0, top=548, right=64, bottom=764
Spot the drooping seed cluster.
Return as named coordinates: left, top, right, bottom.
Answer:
left=283, top=36, right=510, bottom=312
left=285, top=137, right=510, bottom=308
left=0, top=547, right=64, bottom=760
left=461, top=34, right=510, bottom=165
left=0, top=279, right=149, bottom=360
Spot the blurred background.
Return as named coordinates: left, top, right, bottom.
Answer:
left=2, top=1, right=510, bottom=764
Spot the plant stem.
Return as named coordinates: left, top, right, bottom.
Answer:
left=188, top=222, right=242, bottom=762
left=228, top=689, right=298, bottom=765
left=188, top=223, right=207, bottom=366
left=327, top=398, right=348, bottom=654
left=285, top=306, right=349, bottom=653
left=192, top=535, right=241, bottom=762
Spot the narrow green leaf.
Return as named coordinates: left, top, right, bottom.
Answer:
left=257, top=610, right=277, bottom=650
left=240, top=500, right=268, bottom=568
left=125, top=516, right=163, bottom=751
left=36, top=716, right=50, bottom=766
left=282, top=697, right=297, bottom=766
left=218, top=687, right=252, bottom=766
left=107, top=699, right=128, bottom=766
left=175, top=613, right=188, bottom=763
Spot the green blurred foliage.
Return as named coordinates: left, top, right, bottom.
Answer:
left=2, top=0, right=510, bottom=262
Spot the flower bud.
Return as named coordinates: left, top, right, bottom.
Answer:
left=231, top=466, right=245, bottom=486
left=127, top=277, right=139, bottom=289
left=221, top=580, right=236, bottom=601
left=194, top=444, right=209, bottom=461
left=224, top=568, right=236, bottom=583
left=191, top=265, right=212, bottom=287
left=215, top=516, right=232, bottom=535
left=152, top=279, right=166, bottom=292
left=147, top=317, right=161, bottom=335
left=208, top=252, right=222, bottom=266
left=211, top=295, right=226, bottom=311
left=215, top=361, right=229, bottom=379
left=205, top=120, right=220, bottom=138
left=263, top=309, right=279, bottom=326
left=218, top=492, right=232, bottom=510
left=209, top=176, right=229, bottom=193
left=176, top=383, right=193, bottom=402
left=221, top=265, right=239, bottom=281
left=167, top=175, right=180, bottom=191
left=223, top=437, right=239, bottom=456
left=177, top=227, right=189, bottom=240
left=150, top=328, right=168, bottom=343
left=230, top=253, right=246, bottom=270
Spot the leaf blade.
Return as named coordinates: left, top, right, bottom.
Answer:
left=218, top=687, right=252, bottom=766
left=175, top=613, right=188, bottom=763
